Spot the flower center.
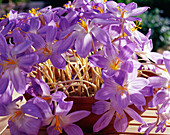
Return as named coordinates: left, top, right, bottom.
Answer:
left=91, top=5, right=104, bottom=14
left=54, top=116, right=62, bottom=133
left=77, top=18, right=88, bottom=32
left=109, top=57, right=122, bottom=70
left=10, top=110, right=22, bottom=122
left=117, top=7, right=127, bottom=18
left=116, top=84, right=129, bottom=95
left=114, top=112, right=124, bottom=119
left=40, top=45, right=52, bottom=56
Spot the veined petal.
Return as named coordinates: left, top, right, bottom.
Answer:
left=148, top=76, right=168, bottom=88
left=29, top=33, right=46, bottom=49
left=47, top=125, right=62, bottom=135
left=93, top=110, right=114, bottom=132
left=50, top=54, right=66, bottom=69
left=0, top=33, right=8, bottom=54
left=128, top=77, right=149, bottom=90
left=21, top=102, right=42, bottom=119
left=29, top=17, right=40, bottom=33
left=130, top=7, right=149, bottom=16
left=12, top=30, right=24, bottom=44
left=121, top=61, right=133, bottom=73
left=92, top=101, right=111, bottom=115
left=64, top=124, right=83, bottom=135
left=52, top=91, right=67, bottom=102
left=116, top=92, right=130, bottom=109
left=124, top=107, right=145, bottom=124
left=0, top=74, right=9, bottom=94
left=65, top=110, right=90, bottom=123
left=163, top=51, right=170, bottom=74
left=114, top=111, right=127, bottom=132
left=88, top=54, right=109, bottom=68
left=18, top=52, right=38, bottom=67
left=124, top=2, right=137, bottom=11
left=75, top=33, right=92, bottom=58
left=10, top=67, right=26, bottom=94
left=94, top=87, right=114, bottom=100
left=130, top=92, right=146, bottom=105
left=139, top=85, right=153, bottom=96
left=158, top=98, right=170, bottom=114
left=91, top=26, right=111, bottom=45
left=55, top=101, right=73, bottom=116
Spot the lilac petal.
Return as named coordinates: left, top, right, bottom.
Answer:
left=11, top=40, right=33, bottom=55
left=46, top=20, right=57, bottom=45
left=1, top=21, right=15, bottom=36
left=103, top=45, right=117, bottom=59
left=36, top=51, right=50, bottom=63
left=21, top=102, right=42, bottom=118
left=29, top=17, right=40, bottom=33
left=0, top=33, right=8, bottom=54
left=92, top=101, right=111, bottom=115
left=55, top=101, right=73, bottom=116
left=0, top=104, right=7, bottom=116
left=88, top=54, right=109, bottom=68
left=50, top=54, right=66, bottom=69
left=116, top=92, right=130, bottom=109
left=118, top=43, right=136, bottom=61
left=163, top=51, right=170, bottom=74
left=91, top=18, right=121, bottom=25
left=75, top=33, right=92, bottom=58
left=18, top=52, right=38, bottom=67
left=64, top=124, right=83, bottom=135
left=39, top=79, right=50, bottom=96
left=121, top=60, right=133, bottom=73
left=94, top=87, right=113, bottom=100
left=29, top=33, right=46, bottom=49
left=20, top=23, right=30, bottom=32
left=155, top=120, right=166, bottom=133
left=138, top=122, right=155, bottom=133
left=130, top=91, right=146, bottom=105
left=106, top=1, right=118, bottom=13
left=9, top=67, right=26, bottom=94
left=91, top=26, right=110, bottom=45
left=52, top=91, right=67, bottom=102
left=16, top=115, right=41, bottom=135
left=8, top=120, right=20, bottom=135
left=148, top=76, right=168, bottom=88
left=158, top=98, right=170, bottom=114
left=150, top=89, right=168, bottom=106
left=0, top=75, right=9, bottom=94
left=12, top=30, right=24, bottom=44
left=93, top=110, right=114, bottom=132
left=113, top=70, right=126, bottom=86
left=126, top=17, right=142, bottom=22
left=128, top=77, right=149, bottom=90
left=65, top=110, right=90, bottom=123
left=0, top=81, right=13, bottom=105
left=124, top=107, right=145, bottom=124
left=114, top=111, right=128, bottom=132
left=124, top=2, right=137, bottom=11
left=139, top=85, right=153, bottom=96
left=130, top=7, right=149, bottom=16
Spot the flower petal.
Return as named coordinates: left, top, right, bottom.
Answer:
left=130, top=7, right=149, bottom=16
left=0, top=116, right=9, bottom=134
left=65, top=110, right=90, bottom=123
left=0, top=74, right=9, bottom=94
left=50, top=54, right=66, bottom=69
left=163, top=51, right=170, bottom=74
left=52, top=91, right=67, bottom=102
left=64, top=124, right=83, bottom=135
left=114, top=111, right=128, bottom=132
left=75, top=33, right=92, bottom=58
left=148, top=76, right=168, bottom=88
left=92, top=101, right=111, bottom=115
left=130, top=92, right=146, bottom=105
left=124, top=107, right=145, bottom=124
left=93, top=110, right=114, bottom=132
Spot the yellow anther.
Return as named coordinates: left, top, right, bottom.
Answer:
left=117, top=84, right=129, bottom=96
left=64, top=1, right=72, bottom=8
left=103, top=0, right=107, bottom=2
left=0, top=13, right=9, bottom=20
left=114, top=112, right=124, bottom=119
left=117, top=7, right=127, bottom=18
left=54, top=116, right=62, bottom=133
left=131, top=21, right=142, bottom=32
left=77, top=18, right=88, bottom=32
left=109, top=57, right=122, bottom=70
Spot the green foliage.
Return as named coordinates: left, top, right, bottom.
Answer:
left=138, top=8, right=170, bottom=51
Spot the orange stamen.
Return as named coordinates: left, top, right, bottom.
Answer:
left=54, top=116, right=62, bottom=133
left=109, top=57, right=122, bottom=70
left=77, top=18, right=88, bottom=32
left=10, top=110, right=22, bottom=122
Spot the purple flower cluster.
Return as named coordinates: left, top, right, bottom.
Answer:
left=0, top=0, right=169, bottom=135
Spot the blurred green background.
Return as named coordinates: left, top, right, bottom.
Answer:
left=0, top=0, right=170, bottom=52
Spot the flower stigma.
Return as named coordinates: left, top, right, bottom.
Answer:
left=109, top=57, right=122, bottom=70
left=77, top=18, right=88, bottom=32
left=117, top=84, right=129, bottom=96
left=10, top=110, right=22, bottom=122
left=54, top=116, right=62, bottom=133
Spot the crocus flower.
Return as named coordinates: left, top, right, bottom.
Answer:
left=0, top=33, right=38, bottom=94
left=92, top=99, right=145, bottom=132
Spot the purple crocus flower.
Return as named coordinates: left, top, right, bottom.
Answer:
left=92, top=99, right=145, bottom=132
left=29, top=20, right=66, bottom=69
left=0, top=33, right=38, bottom=94
left=106, top=1, right=149, bottom=22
